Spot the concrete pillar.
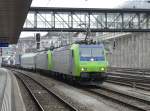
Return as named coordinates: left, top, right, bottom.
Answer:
left=121, top=37, right=124, bottom=68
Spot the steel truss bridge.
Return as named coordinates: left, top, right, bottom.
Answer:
left=23, top=7, right=150, bottom=32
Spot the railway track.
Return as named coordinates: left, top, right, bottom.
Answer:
left=11, top=69, right=150, bottom=111
left=106, top=70, right=150, bottom=91
left=109, top=67, right=150, bottom=73
left=107, top=72, right=150, bottom=80
left=106, top=79, right=150, bottom=91
left=107, top=75, right=150, bottom=83
left=111, top=70, right=150, bottom=76
left=109, top=67, right=150, bottom=76
left=85, top=86, right=150, bottom=111
left=13, top=70, right=78, bottom=111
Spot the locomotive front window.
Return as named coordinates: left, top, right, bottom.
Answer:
left=80, top=47, right=104, bottom=57
left=92, top=48, right=104, bottom=57
left=80, top=48, right=92, bottom=57
left=80, top=46, right=105, bottom=61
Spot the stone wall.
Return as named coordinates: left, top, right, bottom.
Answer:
left=106, top=32, right=150, bottom=68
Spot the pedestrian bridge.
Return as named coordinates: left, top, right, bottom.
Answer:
left=23, top=7, right=150, bottom=32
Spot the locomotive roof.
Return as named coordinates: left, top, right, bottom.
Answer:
left=79, top=44, right=104, bottom=48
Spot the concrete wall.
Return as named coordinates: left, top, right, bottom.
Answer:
left=106, top=32, right=150, bottom=68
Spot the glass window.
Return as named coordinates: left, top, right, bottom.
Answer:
left=80, top=48, right=92, bottom=57
left=92, top=48, right=104, bottom=57
left=80, top=47, right=104, bottom=57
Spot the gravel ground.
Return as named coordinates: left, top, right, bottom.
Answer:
left=16, top=76, right=40, bottom=111
left=16, top=70, right=143, bottom=111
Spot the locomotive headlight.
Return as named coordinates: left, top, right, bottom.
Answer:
left=81, top=68, right=87, bottom=71
left=90, top=58, right=94, bottom=61
left=81, top=68, right=85, bottom=71
left=101, top=67, right=105, bottom=71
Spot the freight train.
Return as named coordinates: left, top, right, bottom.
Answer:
left=8, top=43, right=108, bottom=84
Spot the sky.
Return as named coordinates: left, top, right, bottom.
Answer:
left=31, top=0, right=125, bottom=8
left=20, top=0, right=126, bottom=38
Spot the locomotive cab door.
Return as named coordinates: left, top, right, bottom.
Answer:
left=69, top=50, right=74, bottom=75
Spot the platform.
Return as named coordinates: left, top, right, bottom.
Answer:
left=0, top=68, right=26, bottom=111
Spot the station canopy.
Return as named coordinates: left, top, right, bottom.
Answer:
left=0, top=0, right=32, bottom=44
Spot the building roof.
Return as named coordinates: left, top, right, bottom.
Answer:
left=0, top=0, right=32, bottom=44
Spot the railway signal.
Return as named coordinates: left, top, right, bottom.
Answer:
left=36, top=33, right=40, bottom=49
